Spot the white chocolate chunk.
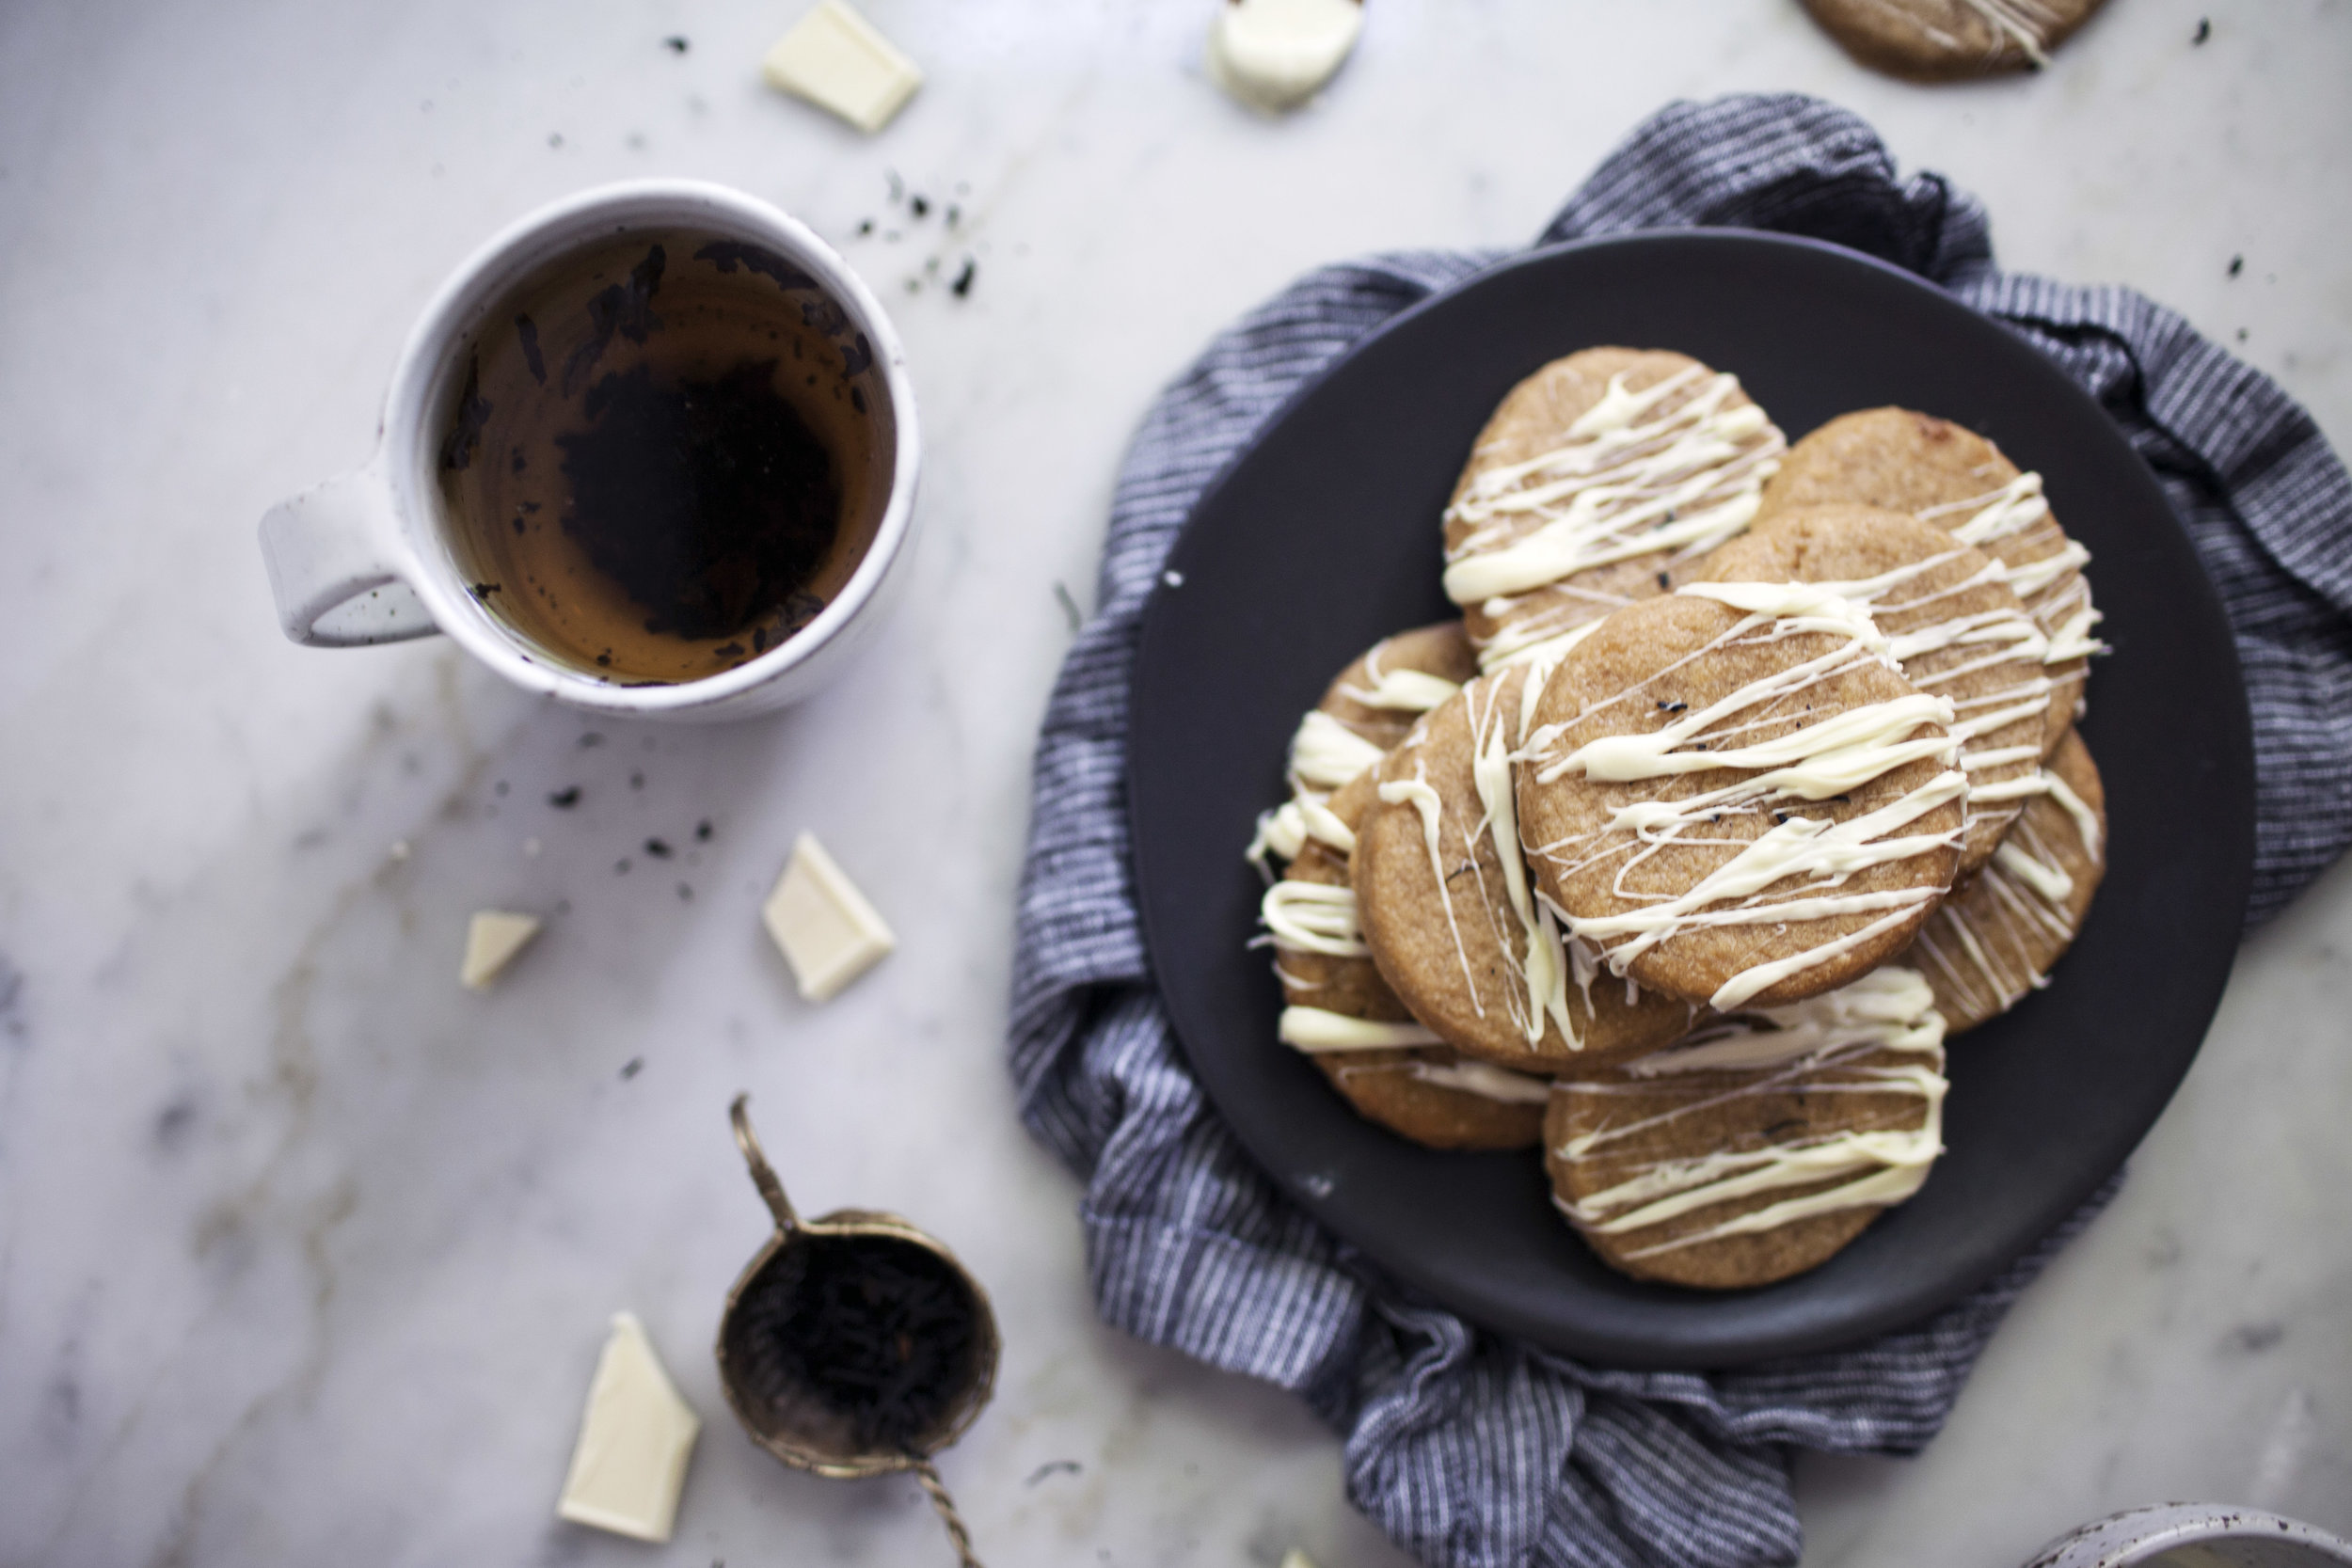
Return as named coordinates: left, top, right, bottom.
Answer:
left=1209, top=0, right=1363, bottom=113
left=460, top=911, right=541, bottom=990
left=761, top=0, right=923, bottom=134
left=557, top=1312, right=702, bottom=1544
left=762, top=833, right=896, bottom=1002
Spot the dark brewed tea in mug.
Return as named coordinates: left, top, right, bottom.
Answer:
left=436, top=230, right=890, bottom=684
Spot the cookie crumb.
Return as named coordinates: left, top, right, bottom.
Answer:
left=645, top=838, right=674, bottom=859
left=696, top=820, right=714, bottom=841
left=950, top=258, right=976, bottom=298
left=664, top=35, right=689, bottom=53
left=2193, top=18, right=2210, bottom=43
left=621, top=1056, right=644, bottom=1079
left=549, top=786, right=581, bottom=808
left=2229, top=254, right=2244, bottom=277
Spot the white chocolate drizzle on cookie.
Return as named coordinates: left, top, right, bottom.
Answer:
left=2039, top=767, right=2103, bottom=861
left=1247, top=653, right=1467, bottom=874
left=1471, top=588, right=1627, bottom=672
left=1395, top=1058, right=1552, bottom=1103
left=1853, top=0, right=2064, bottom=69
left=1261, top=879, right=1370, bottom=958
left=1312, top=1048, right=1553, bottom=1105
left=1279, top=1005, right=1441, bottom=1052
left=1337, top=647, right=1464, bottom=714
left=1908, top=763, right=2100, bottom=1021
left=1917, top=472, right=2106, bottom=673
left=1553, top=967, right=1947, bottom=1259
left=1523, top=585, right=1966, bottom=1010
left=1248, top=793, right=1353, bottom=869
left=1374, top=770, right=1487, bottom=1011
left=1469, top=674, right=1585, bottom=1047
left=1959, top=0, right=2060, bottom=67
left=1376, top=667, right=1618, bottom=1051
left=1729, top=547, right=2054, bottom=834
left=1292, top=709, right=1388, bottom=789
left=1441, top=367, right=1787, bottom=607
left=1474, top=602, right=1611, bottom=673
left=1281, top=1013, right=1553, bottom=1103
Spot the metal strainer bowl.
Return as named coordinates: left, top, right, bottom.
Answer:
left=715, top=1095, right=1000, bottom=1563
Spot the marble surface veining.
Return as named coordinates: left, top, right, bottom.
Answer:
left=1, top=2, right=2348, bottom=1564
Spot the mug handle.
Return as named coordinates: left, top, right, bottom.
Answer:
left=258, top=462, right=439, bottom=647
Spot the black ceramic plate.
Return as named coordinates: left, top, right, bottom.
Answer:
left=1128, top=230, right=2255, bottom=1368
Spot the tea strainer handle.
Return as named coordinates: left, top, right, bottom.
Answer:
left=729, top=1094, right=801, bottom=1234
left=912, top=1458, right=986, bottom=1568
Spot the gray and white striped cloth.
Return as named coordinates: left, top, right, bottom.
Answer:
left=1009, top=94, right=2352, bottom=1568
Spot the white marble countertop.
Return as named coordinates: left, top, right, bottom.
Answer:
left=3, top=1, right=2348, bottom=1563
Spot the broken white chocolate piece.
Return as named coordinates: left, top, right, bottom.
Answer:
left=762, top=0, right=923, bottom=134
left=762, top=832, right=896, bottom=1002
left=1209, top=0, right=1363, bottom=113
left=461, top=911, right=541, bottom=990
left=557, top=1312, right=702, bottom=1544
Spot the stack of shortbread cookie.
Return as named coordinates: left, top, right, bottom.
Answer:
left=1250, top=349, right=2108, bottom=1290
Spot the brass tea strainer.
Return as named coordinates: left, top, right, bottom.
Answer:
left=716, top=1095, right=999, bottom=1566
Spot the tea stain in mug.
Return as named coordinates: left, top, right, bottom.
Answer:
left=437, top=230, right=892, bottom=684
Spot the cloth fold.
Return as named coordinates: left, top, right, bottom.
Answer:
left=1009, top=92, right=2352, bottom=1568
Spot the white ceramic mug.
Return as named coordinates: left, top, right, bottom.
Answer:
left=258, top=181, right=920, bottom=720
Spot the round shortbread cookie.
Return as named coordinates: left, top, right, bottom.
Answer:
left=1269, top=772, right=1549, bottom=1150
left=1802, top=0, right=2108, bottom=81
left=1439, top=348, right=1785, bottom=670
left=1321, top=622, right=1480, bottom=753
left=1353, top=667, right=1696, bottom=1074
left=1249, top=622, right=1478, bottom=870
left=1694, top=503, right=2048, bottom=873
left=1516, top=591, right=1964, bottom=1010
left=1545, top=966, right=1948, bottom=1290
left=1907, top=726, right=2106, bottom=1033
left=1758, top=406, right=2095, bottom=752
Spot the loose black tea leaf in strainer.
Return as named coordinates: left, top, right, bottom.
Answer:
left=730, top=1233, right=980, bottom=1453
